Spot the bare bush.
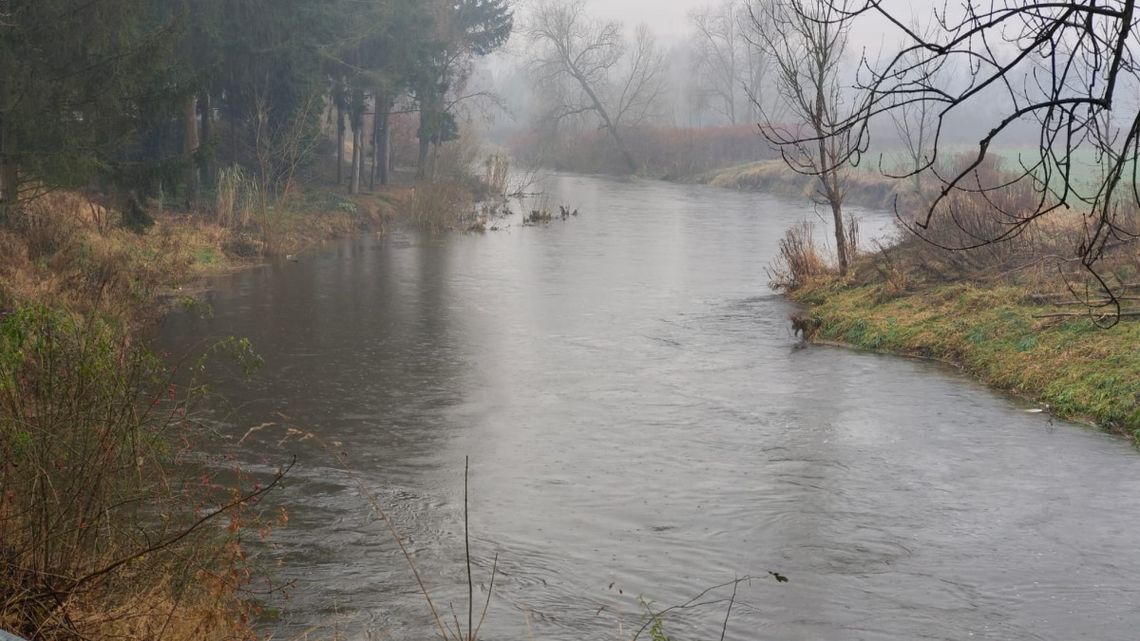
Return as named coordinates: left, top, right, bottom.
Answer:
left=767, top=220, right=830, bottom=291
left=410, top=182, right=475, bottom=233
left=483, top=153, right=511, bottom=196
left=214, top=166, right=254, bottom=230
left=903, top=155, right=1056, bottom=279
left=12, top=194, right=85, bottom=257
left=429, top=135, right=483, bottom=184
left=0, top=307, right=273, bottom=641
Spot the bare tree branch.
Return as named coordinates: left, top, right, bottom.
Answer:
left=787, top=0, right=1140, bottom=324
left=751, top=0, right=857, bottom=274
left=526, top=1, right=667, bottom=173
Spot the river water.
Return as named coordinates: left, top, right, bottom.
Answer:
left=158, top=174, right=1140, bottom=641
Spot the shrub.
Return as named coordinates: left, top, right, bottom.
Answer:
left=0, top=306, right=267, bottom=641
left=214, top=166, right=255, bottom=230
left=409, top=181, right=475, bottom=233
left=11, top=194, right=85, bottom=258
left=900, top=155, right=1058, bottom=279
left=483, top=153, right=511, bottom=195
left=767, top=221, right=830, bottom=291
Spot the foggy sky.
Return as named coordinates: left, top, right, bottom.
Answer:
left=585, top=0, right=702, bottom=37
left=536, top=0, right=936, bottom=47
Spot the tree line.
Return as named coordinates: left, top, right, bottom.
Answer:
left=0, top=0, right=512, bottom=225
left=519, top=0, right=1139, bottom=301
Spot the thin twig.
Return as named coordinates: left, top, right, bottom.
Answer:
left=719, top=576, right=738, bottom=641
left=473, top=553, right=498, bottom=640
left=465, top=456, right=473, bottom=641
left=631, top=576, right=757, bottom=641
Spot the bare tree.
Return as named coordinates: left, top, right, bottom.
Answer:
left=886, top=20, right=953, bottom=197
left=739, top=0, right=776, bottom=121
left=527, top=0, right=666, bottom=174
left=804, top=0, right=1140, bottom=323
left=691, top=1, right=745, bottom=125
left=753, top=0, right=855, bottom=275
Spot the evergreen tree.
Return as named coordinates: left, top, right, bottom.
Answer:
left=0, top=0, right=186, bottom=222
left=414, top=0, right=512, bottom=177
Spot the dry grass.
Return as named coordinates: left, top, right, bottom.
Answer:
left=408, top=181, right=476, bottom=233
left=483, top=153, right=511, bottom=196
left=1, top=222, right=192, bottom=324
left=767, top=221, right=831, bottom=291
left=862, top=156, right=1139, bottom=305
left=215, top=166, right=256, bottom=230
left=704, top=160, right=902, bottom=209
left=408, top=139, right=495, bottom=233
left=894, top=156, right=1068, bottom=280
left=0, top=181, right=415, bottom=321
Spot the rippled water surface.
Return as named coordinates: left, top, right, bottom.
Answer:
left=159, top=174, right=1140, bottom=641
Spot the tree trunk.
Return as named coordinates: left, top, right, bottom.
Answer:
left=814, top=77, right=847, bottom=276
left=369, top=107, right=379, bottom=191
left=746, top=54, right=756, bottom=122
left=183, top=96, right=200, bottom=203
left=727, top=67, right=737, bottom=125
left=336, top=101, right=346, bottom=185
left=349, top=130, right=358, bottom=195
left=228, top=109, right=237, bottom=166
left=349, top=112, right=363, bottom=195
left=0, top=125, right=17, bottom=224
left=200, top=92, right=215, bottom=190
left=373, top=96, right=393, bottom=186
left=829, top=190, right=848, bottom=276
left=607, top=124, right=638, bottom=174
left=379, top=111, right=391, bottom=186
left=417, top=135, right=431, bottom=180
left=566, top=64, right=637, bottom=174
left=417, top=96, right=443, bottom=180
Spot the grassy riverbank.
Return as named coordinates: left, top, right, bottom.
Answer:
left=0, top=183, right=422, bottom=318
left=794, top=279, right=1140, bottom=439
left=0, top=172, right=493, bottom=640
left=0, top=188, right=380, bottom=641
left=783, top=207, right=1140, bottom=443
left=701, top=153, right=1139, bottom=440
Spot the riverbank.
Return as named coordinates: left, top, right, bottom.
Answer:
left=790, top=267, right=1140, bottom=442
left=0, top=181, right=421, bottom=641
left=0, top=185, right=415, bottom=320
left=688, top=159, right=905, bottom=210
left=693, top=157, right=1139, bottom=441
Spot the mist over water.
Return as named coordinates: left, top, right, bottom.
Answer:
left=160, top=174, right=1140, bottom=641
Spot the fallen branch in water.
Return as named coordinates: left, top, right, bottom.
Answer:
left=631, top=575, right=771, bottom=641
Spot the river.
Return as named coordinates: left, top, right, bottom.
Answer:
left=158, top=173, right=1140, bottom=641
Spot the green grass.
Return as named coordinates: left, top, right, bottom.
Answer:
left=193, top=246, right=222, bottom=266
left=797, top=280, right=1140, bottom=441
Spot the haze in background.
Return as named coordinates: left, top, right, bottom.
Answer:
left=485, top=0, right=1018, bottom=152
left=514, top=0, right=935, bottom=47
